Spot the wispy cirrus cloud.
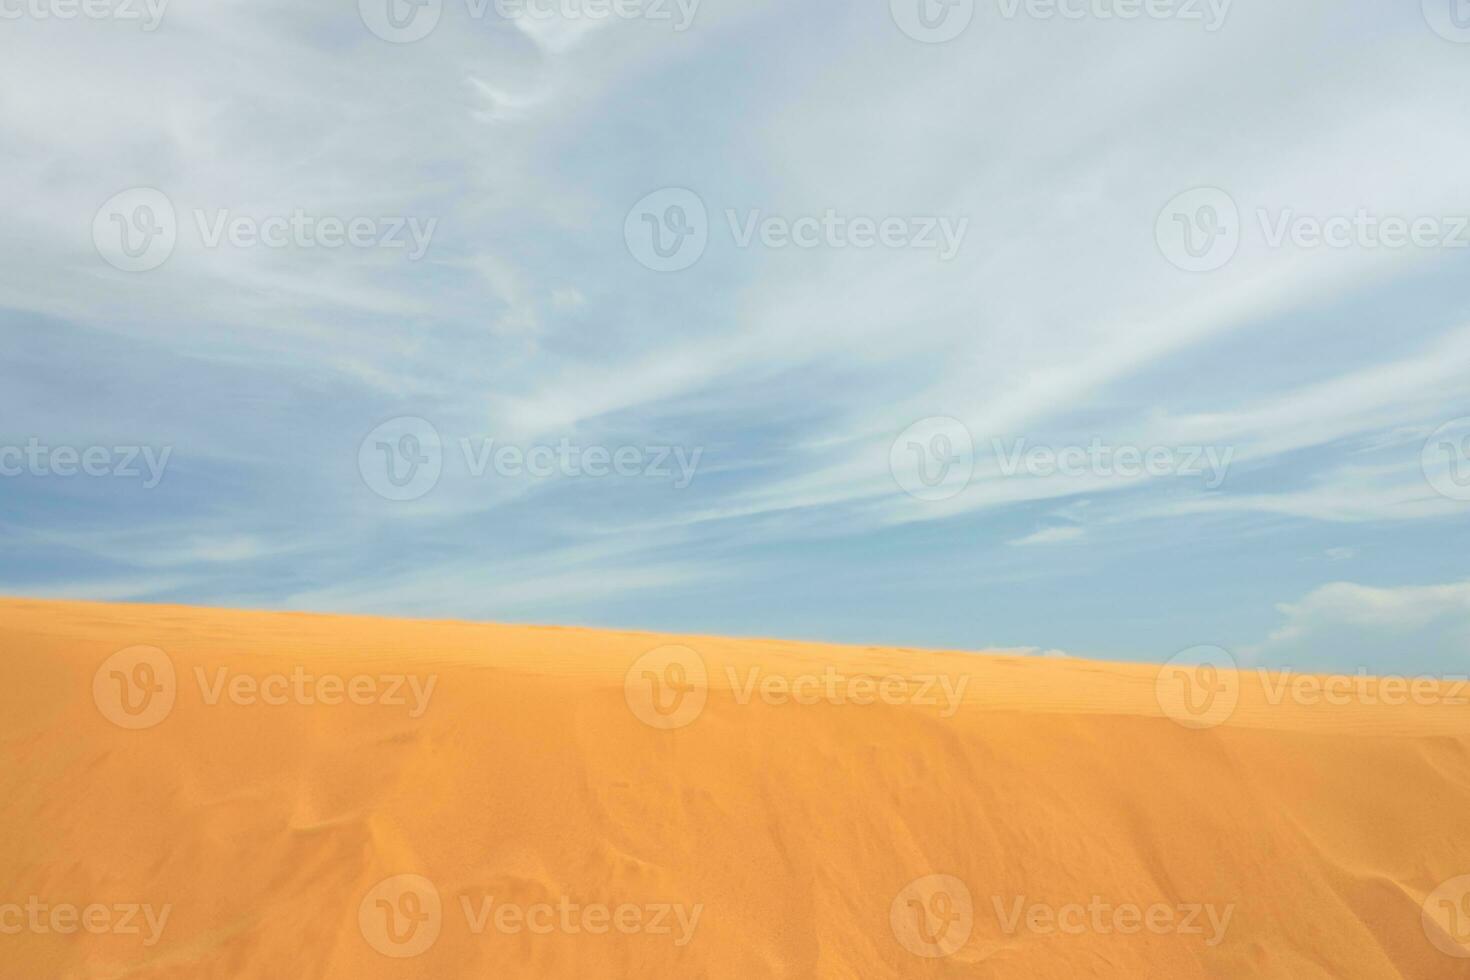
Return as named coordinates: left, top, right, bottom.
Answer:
left=1, top=0, right=1468, bottom=666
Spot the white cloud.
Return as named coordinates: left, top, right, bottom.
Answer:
left=1242, top=580, right=1470, bottom=674
left=1010, top=526, right=1085, bottom=547
left=2, top=0, right=1468, bottom=658
left=1005, top=647, right=1071, bottom=659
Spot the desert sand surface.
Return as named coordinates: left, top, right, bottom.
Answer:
left=2, top=596, right=1470, bottom=979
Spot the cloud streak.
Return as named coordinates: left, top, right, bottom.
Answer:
left=1, top=0, right=1468, bottom=667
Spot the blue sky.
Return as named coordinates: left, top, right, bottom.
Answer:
left=2, top=0, right=1469, bottom=674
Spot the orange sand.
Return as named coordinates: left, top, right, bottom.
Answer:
left=2, top=597, right=1469, bottom=978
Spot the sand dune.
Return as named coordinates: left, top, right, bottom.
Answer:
left=2, top=597, right=1469, bottom=978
